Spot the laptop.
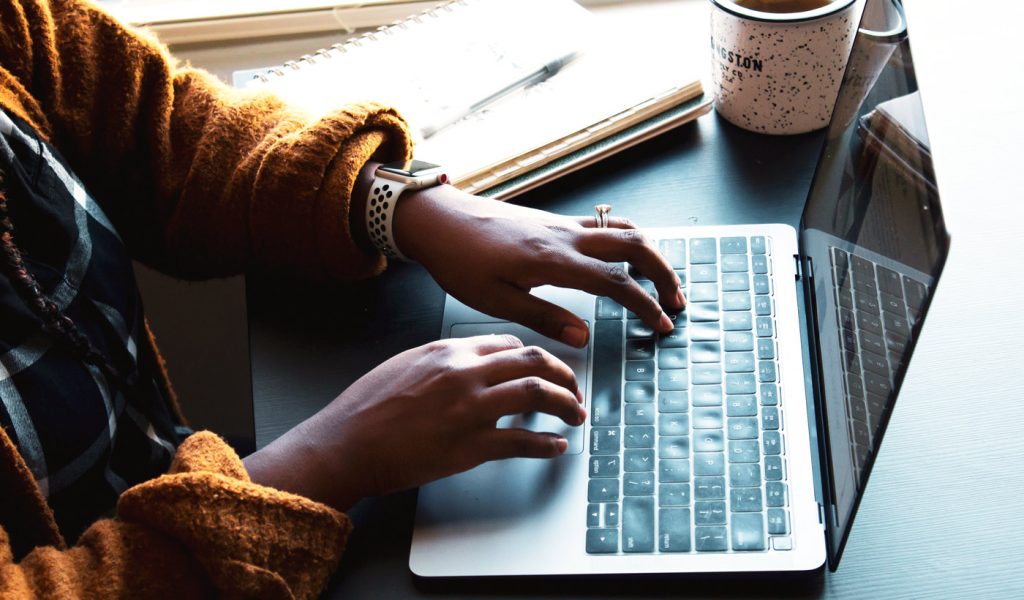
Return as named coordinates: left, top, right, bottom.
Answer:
left=411, top=0, right=948, bottom=576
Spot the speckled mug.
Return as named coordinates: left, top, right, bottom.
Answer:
left=710, top=0, right=862, bottom=134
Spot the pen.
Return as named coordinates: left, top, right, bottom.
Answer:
left=420, top=51, right=580, bottom=139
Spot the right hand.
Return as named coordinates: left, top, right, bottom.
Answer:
left=243, top=334, right=586, bottom=511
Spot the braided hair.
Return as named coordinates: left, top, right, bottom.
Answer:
left=0, top=164, right=127, bottom=390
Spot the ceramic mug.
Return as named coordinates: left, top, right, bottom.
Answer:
left=709, top=0, right=863, bottom=135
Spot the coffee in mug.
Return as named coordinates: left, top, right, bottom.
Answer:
left=710, top=0, right=864, bottom=134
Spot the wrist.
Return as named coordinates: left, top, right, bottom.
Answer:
left=392, top=183, right=472, bottom=263
left=350, top=160, right=382, bottom=255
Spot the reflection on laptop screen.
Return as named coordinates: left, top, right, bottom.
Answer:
left=799, top=0, right=950, bottom=564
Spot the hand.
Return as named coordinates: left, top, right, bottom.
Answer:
left=244, top=335, right=585, bottom=511
left=392, top=184, right=686, bottom=348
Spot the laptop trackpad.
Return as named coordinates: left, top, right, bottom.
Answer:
left=448, top=322, right=588, bottom=455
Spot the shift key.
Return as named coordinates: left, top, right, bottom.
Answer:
left=623, top=496, right=655, bottom=552
left=591, top=320, right=624, bottom=426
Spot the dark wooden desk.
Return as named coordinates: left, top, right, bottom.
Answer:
left=248, top=1, right=1024, bottom=598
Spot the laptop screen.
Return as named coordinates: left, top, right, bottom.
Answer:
left=798, top=0, right=950, bottom=567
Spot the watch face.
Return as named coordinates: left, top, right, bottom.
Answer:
left=379, top=160, right=442, bottom=177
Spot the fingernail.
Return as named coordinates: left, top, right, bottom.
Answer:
left=578, top=405, right=588, bottom=424
left=675, top=289, right=686, bottom=308
left=554, top=437, right=569, bottom=454
left=659, top=312, right=674, bottom=333
left=576, top=388, right=585, bottom=404
left=560, top=324, right=589, bottom=347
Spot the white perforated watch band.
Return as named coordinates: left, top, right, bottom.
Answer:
left=365, top=177, right=413, bottom=261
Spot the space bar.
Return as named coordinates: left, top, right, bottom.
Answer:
left=590, top=319, right=623, bottom=426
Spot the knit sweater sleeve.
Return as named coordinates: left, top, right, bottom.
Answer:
left=0, top=0, right=414, bottom=281
left=0, top=432, right=350, bottom=599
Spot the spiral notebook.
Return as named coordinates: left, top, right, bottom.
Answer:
left=237, top=0, right=710, bottom=200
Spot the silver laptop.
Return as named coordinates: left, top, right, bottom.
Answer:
left=411, top=0, right=947, bottom=576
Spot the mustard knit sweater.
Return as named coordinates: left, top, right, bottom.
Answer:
left=0, top=0, right=414, bottom=596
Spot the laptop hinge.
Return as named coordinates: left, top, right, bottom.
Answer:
left=793, top=254, right=803, bottom=280
left=818, top=503, right=826, bottom=525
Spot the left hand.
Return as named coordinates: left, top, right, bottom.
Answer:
left=392, top=184, right=685, bottom=347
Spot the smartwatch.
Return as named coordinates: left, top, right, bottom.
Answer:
left=365, top=160, right=448, bottom=261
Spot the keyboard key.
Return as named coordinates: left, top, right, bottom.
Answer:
left=596, top=297, right=624, bottom=320
left=624, top=381, right=655, bottom=404
left=658, top=347, right=689, bottom=369
left=758, top=361, right=777, bottom=383
left=755, top=317, right=774, bottom=337
left=727, top=417, right=759, bottom=440
left=730, top=487, right=763, bottom=512
left=720, top=237, right=747, bottom=255
left=751, top=254, right=769, bottom=274
left=753, top=275, right=770, bottom=295
left=658, top=391, right=688, bottom=413
left=624, top=449, right=655, bottom=472
left=764, top=456, right=784, bottom=481
left=879, top=291, right=906, bottom=316
left=767, top=508, right=790, bottom=534
left=626, top=360, right=655, bottom=381
left=754, top=295, right=772, bottom=316
left=760, top=383, right=779, bottom=406
left=695, top=501, right=726, bottom=525
left=855, top=290, right=880, bottom=315
left=689, top=282, right=719, bottom=302
left=625, top=403, right=655, bottom=425
left=624, top=425, right=655, bottom=448
left=724, top=331, right=754, bottom=352
left=591, top=320, right=623, bottom=426
left=726, top=373, right=757, bottom=395
left=588, top=503, right=602, bottom=527
left=722, top=292, right=752, bottom=311
left=721, top=254, right=748, bottom=273
left=604, top=503, right=620, bottom=527
left=694, top=452, right=725, bottom=476
left=626, top=319, right=655, bottom=339
left=626, top=339, right=655, bottom=361
left=750, top=236, right=766, bottom=255
left=729, top=440, right=760, bottom=463
left=691, top=263, right=718, bottom=283
left=588, top=479, right=619, bottom=502
left=693, top=407, right=724, bottom=429
left=659, top=239, right=687, bottom=269
left=690, top=322, right=721, bottom=341
left=586, top=528, right=619, bottom=553
left=689, top=238, right=717, bottom=264
left=590, top=427, right=621, bottom=455
left=729, top=463, right=761, bottom=487
left=657, top=327, right=688, bottom=348
left=724, top=312, right=753, bottom=331
left=691, top=365, right=722, bottom=385
left=590, top=456, right=620, bottom=478
left=691, top=385, right=723, bottom=407
left=690, top=341, right=722, bottom=363
left=763, top=431, right=783, bottom=455
left=624, top=473, right=655, bottom=496
left=689, top=302, right=720, bottom=322
left=659, top=508, right=692, bottom=551
left=659, top=483, right=691, bottom=506
left=694, top=476, right=726, bottom=500
left=695, top=526, right=728, bottom=551
left=722, top=273, right=750, bottom=291
left=660, top=459, right=691, bottom=483
left=757, top=338, right=775, bottom=359
left=731, top=513, right=766, bottom=551
left=727, top=395, right=757, bottom=417
left=766, top=481, right=788, bottom=507
left=622, top=497, right=655, bottom=552
left=658, top=369, right=689, bottom=391
left=761, top=407, right=780, bottom=430
left=725, top=352, right=755, bottom=373
left=659, top=436, right=690, bottom=459
left=693, top=430, right=724, bottom=452
left=658, top=413, right=689, bottom=436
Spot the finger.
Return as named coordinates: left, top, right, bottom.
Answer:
left=475, top=284, right=591, bottom=348
left=577, top=228, right=685, bottom=311
left=476, top=345, right=579, bottom=397
left=479, top=376, right=586, bottom=425
left=572, top=215, right=637, bottom=230
left=449, top=333, right=524, bottom=356
left=477, top=428, right=569, bottom=461
left=525, top=255, right=673, bottom=334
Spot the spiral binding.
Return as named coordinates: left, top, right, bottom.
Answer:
left=252, top=0, right=466, bottom=83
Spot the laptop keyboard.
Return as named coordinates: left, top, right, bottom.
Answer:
left=585, top=236, right=791, bottom=554
left=830, top=247, right=926, bottom=481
